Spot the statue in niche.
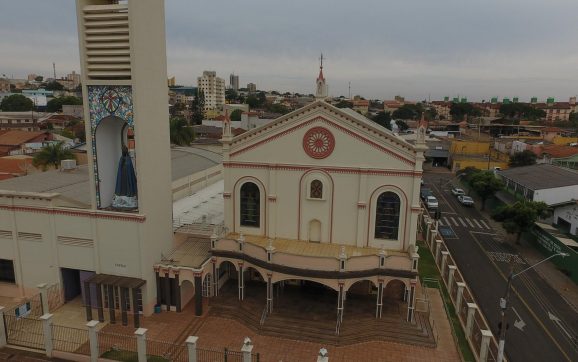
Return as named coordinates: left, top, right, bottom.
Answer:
left=112, top=125, right=138, bottom=209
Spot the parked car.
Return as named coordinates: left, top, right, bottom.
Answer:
left=451, top=187, right=465, bottom=196
left=425, top=196, right=439, bottom=209
left=420, top=188, right=433, bottom=201
left=457, top=195, right=474, bottom=206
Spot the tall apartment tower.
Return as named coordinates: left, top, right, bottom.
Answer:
left=75, top=0, right=173, bottom=314
left=197, top=71, right=225, bottom=112
left=229, top=73, right=239, bottom=92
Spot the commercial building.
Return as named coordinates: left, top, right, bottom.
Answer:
left=197, top=71, right=225, bottom=114
left=247, top=82, right=257, bottom=93
left=229, top=73, right=239, bottom=92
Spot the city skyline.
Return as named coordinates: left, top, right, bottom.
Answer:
left=1, top=0, right=578, bottom=101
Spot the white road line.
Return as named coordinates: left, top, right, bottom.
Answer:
left=450, top=217, right=459, bottom=226
left=458, top=217, right=467, bottom=227
left=438, top=219, right=444, bottom=226
left=473, top=219, right=483, bottom=228
left=470, top=231, right=498, bottom=236
left=480, top=220, right=491, bottom=229
left=443, top=217, right=450, bottom=226
left=466, top=218, right=475, bottom=227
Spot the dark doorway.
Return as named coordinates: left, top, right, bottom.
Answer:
left=61, top=268, right=81, bottom=302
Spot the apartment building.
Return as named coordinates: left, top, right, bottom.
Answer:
left=197, top=71, right=225, bottom=114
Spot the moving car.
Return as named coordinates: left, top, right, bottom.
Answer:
left=420, top=188, right=433, bottom=201
left=457, top=195, right=474, bottom=206
left=451, top=187, right=465, bottom=196
left=425, top=196, right=439, bottom=209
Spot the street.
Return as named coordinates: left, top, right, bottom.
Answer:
left=423, top=171, right=578, bottom=362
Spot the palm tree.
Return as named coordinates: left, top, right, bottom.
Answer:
left=32, top=142, right=75, bottom=171
left=170, top=117, right=195, bottom=146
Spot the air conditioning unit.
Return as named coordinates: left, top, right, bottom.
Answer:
left=61, top=159, right=77, bottom=170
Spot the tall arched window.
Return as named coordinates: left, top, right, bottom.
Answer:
left=240, top=182, right=260, bottom=227
left=310, top=179, right=323, bottom=199
left=374, top=192, right=401, bottom=240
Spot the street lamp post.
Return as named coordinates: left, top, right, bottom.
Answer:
left=496, top=252, right=569, bottom=362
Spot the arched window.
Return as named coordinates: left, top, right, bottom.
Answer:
left=374, top=192, right=401, bottom=240
left=240, top=182, right=260, bottom=227
left=310, top=179, right=323, bottom=199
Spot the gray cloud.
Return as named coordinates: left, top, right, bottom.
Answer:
left=1, top=0, right=577, bottom=100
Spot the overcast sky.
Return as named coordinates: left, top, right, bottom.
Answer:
left=1, top=0, right=578, bottom=101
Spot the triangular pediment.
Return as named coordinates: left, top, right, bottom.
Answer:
left=228, top=101, right=418, bottom=170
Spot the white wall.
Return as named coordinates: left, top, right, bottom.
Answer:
left=534, top=185, right=578, bottom=206
left=553, top=204, right=578, bottom=235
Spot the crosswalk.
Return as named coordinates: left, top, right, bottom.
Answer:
left=439, top=216, right=492, bottom=230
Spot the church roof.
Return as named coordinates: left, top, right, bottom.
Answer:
left=317, top=68, right=325, bottom=81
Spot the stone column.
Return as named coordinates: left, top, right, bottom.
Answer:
left=241, top=337, right=253, bottom=362
left=0, top=307, right=7, bottom=348
left=425, top=220, right=432, bottom=244
left=406, top=280, right=416, bottom=323
left=375, top=280, right=384, bottom=318
left=266, top=274, right=273, bottom=314
left=465, top=303, right=478, bottom=339
left=430, top=230, right=438, bottom=247
left=186, top=336, right=198, bottom=362
left=86, top=320, right=99, bottom=362
left=238, top=263, right=244, bottom=301
left=456, top=282, right=467, bottom=312
left=96, top=283, right=104, bottom=322
left=440, top=251, right=450, bottom=277
left=84, top=281, right=92, bottom=321
left=134, top=328, right=147, bottom=362
left=447, top=265, right=458, bottom=294
left=194, top=273, right=203, bottom=316
left=40, top=313, right=53, bottom=357
left=37, top=283, right=49, bottom=314
left=479, top=329, right=493, bottom=362
left=317, top=348, right=329, bottom=362
left=435, top=240, right=443, bottom=263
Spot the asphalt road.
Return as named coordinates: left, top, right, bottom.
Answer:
left=424, top=172, right=578, bottom=362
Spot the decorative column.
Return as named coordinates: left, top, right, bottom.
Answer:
left=134, top=328, right=147, bottom=362
left=317, top=348, right=329, bottom=362
left=194, top=272, right=203, bottom=316
left=174, top=270, right=182, bottom=312
left=84, top=281, right=92, bottom=321
left=479, top=330, right=493, bottom=362
left=447, top=265, right=458, bottom=294
left=238, top=262, right=244, bottom=301
left=339, top=247, right=347, bottom=271
left=40, top=313, right=53, bottom=357
left=266, top=273, right=273, bottom=314
left=456, top=282, right=467, bottom=312
left=241, top=337, right=253, bottom=362
left=375, top=279, right=384, bottom=318
left=440, top=251, right=450, bottom=276
left=86, top=320, right=99, bottom=362
left=186, top=336, right=199, bottom=362
left=435, top=240, right=443, bottom=263
left=465, top=303, right=478, bottom=339
left=96, top=283, right=104, bottom=322
left=406, top=279, right=416, bottom=323
left=266, top=239, right=275, bottom=263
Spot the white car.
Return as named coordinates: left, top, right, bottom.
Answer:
left=451, top=187, right=465, bottom=196
left=457, top=195, right=474, bottom=206
left=426, top=196, right=438, bottom=209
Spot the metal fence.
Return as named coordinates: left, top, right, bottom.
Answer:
left=4, top=314, right=44, bottom=349
left=147, top=338, right=188, bottom=362
left=97, top=330, right=138, bottom=361
left=47, top=283, right=64, bottom=312
left=196, top=347, right=259, bottom=362
left=52, top=324, right=90, bottom=355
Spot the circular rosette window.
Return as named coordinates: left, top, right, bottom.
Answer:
left=303, top=126, right=335, bottom=159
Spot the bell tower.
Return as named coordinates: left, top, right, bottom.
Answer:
left=315, top=53, right=328, bottom=99
left=75, top=0, right=173, bottom=313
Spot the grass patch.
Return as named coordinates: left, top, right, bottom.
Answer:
left=418, top=240, right=476, bottom=362
left=100, top=350, right=169, bottom=362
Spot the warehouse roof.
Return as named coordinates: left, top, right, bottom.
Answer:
left=497, top=164, right=578, bottom=190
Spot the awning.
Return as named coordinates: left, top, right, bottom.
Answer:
left=85, top=273, right=146, bottom=289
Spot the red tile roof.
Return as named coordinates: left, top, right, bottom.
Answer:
left=0, top=131, right=52, bottom=146
left=0, top=157, right=33, bottom=178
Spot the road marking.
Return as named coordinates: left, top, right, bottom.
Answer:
left=466, top=218, right=475, bottom=227
left=450, top=217, right=459, bottom=226
left=438, top=219, right=444, bottom=226
left=469, top=233, right=573, bottom=362
left=458, top=217, right=467, bottom=227
left=487, top=251, right=525, bottom=264
left=470, top=231, right=498, bottom=236
left=548, top=312, right=573, bottom=340
left=513, top=307, right=526, bottom=331
left=480, top=220, right=491, bottom=229
left=473, top=219, right=483, bottom=228
left=443, top=217, right=450, bottom=226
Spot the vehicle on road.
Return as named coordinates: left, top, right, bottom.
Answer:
left=420, top=188, right=433, bottom=201
left=451, top=187, right=465, bottom=196
left=425, top=195, right=438, bottom=209
left=457, top=195, right=474, bottom=206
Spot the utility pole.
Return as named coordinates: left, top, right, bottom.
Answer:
left=348, top=82, right=351, bottom=100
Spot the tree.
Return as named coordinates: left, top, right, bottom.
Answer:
left=0, top=94, right=34, bottom=111
left=245, top=95, right=259, bottom=108
left=469, top=171, right=504, bottom=210
left=396, top=120, right=409, bottom=131
left=392, top=104, right=422, bottom=120
left=370, top=111, right=392, bottom=130
left=499, top=103, right=546, bottom=121
left=335, top=100, right=353, bottom=108
left=169, top=117, right=194, bottom=146
left=46, top=96, right=82, bottom=112
left=493, top=201, right=549, bottom=243
left=44, top=81, right=64, bottom=91
left=225, top=88, right=238, bottom=102
left=230, top=109, right=243, bottom=122
left=509, top=150, right=537, bottom=168
left=32, top=142, right=75, bottom=170
left=266, top=103, right=290, bottom=115
left=190, top=90, right=205, bottom=125
left=450, top=102, right=481, bottom=120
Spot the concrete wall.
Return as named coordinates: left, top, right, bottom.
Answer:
left=534, top=185, right=578, bottom=206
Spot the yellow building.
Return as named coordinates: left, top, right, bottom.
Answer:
left=449, top=139, right=509, bottom=172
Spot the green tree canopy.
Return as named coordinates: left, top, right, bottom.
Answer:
left=335, top=100, right=353, bottom=108
left=169, top=117, right=195, bottom=146
left=396, top=120, right=409, bottom=131
left=225, top=88, right=238, bottom=102
left=370, top=111, right=392, bottom=130
left=450, top=102, right=481, bottom=120
left=190, top=90, right=205, bottom=125
left=230, top=109, right=243, bottom=122
left=499, top=103, right=546, bottom=120
left=44, top=81, right=64, bottom=91
left=0, top=94, right=34, bottom=111
left=32, top=142, right=75, bottom=170
left=46, top=96, right=82, bottom=112
left=493, top=201, right=549, bottom=243
left=469, top=170, right=504, bottom=210
left=509, top=150, right=537, bottom=168
left=245, top=95, right=259, bottom=108
left=392, top=104, right=423, bottom=120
